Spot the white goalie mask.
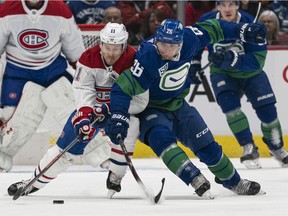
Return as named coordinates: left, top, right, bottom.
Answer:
left=100, top=22, right=129, bottom=51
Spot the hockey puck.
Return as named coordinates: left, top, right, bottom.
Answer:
left=53, top=200, right=64, bottom=204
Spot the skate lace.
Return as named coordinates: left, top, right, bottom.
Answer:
left=191, top=174, right=208, bottom=190
left=17, top=180, right=34, bottom=195
left=243, top=143, right=256, bottom=156
left=270, top=148, right=288, bottom=161
left=234, top=179, right=251, bottom=195
left=109, top=172, right=122, bottom=185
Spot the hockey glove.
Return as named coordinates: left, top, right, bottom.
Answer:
left=189, top=60, right=204, bottom=84
left=72, top=106, right=96, bottom=142
left=93, top=103, right=111, bottom=128
left=210, top=48, right=240, bottom=70
left=105, top=111, right=130, bottom=144
left=238, top=22, right=267, bottom=45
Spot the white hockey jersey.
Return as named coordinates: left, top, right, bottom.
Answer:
left=0, top=0, right=85, bottom=70
left=73, top=44, right=136, bottom=110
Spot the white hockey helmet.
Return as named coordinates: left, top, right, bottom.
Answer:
left=100, top=22, right=129, bottom=50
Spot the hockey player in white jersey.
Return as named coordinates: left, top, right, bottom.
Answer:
left=0, top=0, right=85, bottom=172
left=7, top=22, right=149, bottom=197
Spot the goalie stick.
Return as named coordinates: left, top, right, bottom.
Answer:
left=117, top=135, right=165, bottom=204
left=13, top=117, right=101, bottom=201
left=196, top=2, right=262, bottom=78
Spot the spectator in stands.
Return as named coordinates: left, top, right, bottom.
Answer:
left=239, top=0, right=261, bottom=17
left=102, top=6, right=122, bottom=24
left=118, top=0, right=175, bottom=45
left=271, top=0, right=288, bottom=33
left=258, top=10, right=288, bottom=45
left=185, top=1, right=215, bottom=26
left=67, top=0, right=117, bottom=24
left=141, top=9, right=174, bottom=40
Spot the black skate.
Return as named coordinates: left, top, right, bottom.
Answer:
left=8, top=180, right=39, bottom=196
left=191, top=173, right=214, bottom=199
left=106, top=170, right=122, bottom=199
left=240, top=142, right=261, bottom=169
left=215, top=177, right=261, bottom=195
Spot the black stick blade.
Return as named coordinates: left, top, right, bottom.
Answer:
left=154, top=178, right=165, bottom=203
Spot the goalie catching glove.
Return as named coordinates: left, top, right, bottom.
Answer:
left=105, top=110, right=130, bottom=144
left=72, top=104, right=111, bottom=141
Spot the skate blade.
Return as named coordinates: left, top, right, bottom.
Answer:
left=257, top=189, right=266, bottom=195
left=107, top=189, right=117, bottom=199
left=242, top=159, right=262, bottom=169
left=201, top=190, right=214, bottom=200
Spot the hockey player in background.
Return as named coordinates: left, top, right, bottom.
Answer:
left=7, top=22, right=149, bottom=196
left=0, top=0, right=85, bottom=172
left=190, top=0, right=288, bottom=169
left=105, top=18, right=267, bottom=198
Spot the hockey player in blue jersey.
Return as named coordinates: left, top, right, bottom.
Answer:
left=105, top=18, right=267, bottom=198
left=190, top=0, right=288, bottom=169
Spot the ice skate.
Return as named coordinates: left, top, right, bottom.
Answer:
left=7, top=179, right=39, bottom=196
left=106, top=170, right=122, bottom=199
left=191, top=173, right=214, bottom=199
left=215, top=177, right=262, bottom=195
left=269, top=147, right=288, bottom=167
left=240, top=143, right=261, bottom=169
left=231, top=178, right=261, bottom=195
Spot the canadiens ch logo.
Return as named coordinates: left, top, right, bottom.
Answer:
left=18, top=29, right=49, bottom=51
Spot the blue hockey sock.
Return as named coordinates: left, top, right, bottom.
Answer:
left=225, top=109, right=253, bottom=146
left=208, top=154, right=240, bottom=189
left=261, top=118, right=283, bottom=150
left=161, top=144, right=200, bottom=185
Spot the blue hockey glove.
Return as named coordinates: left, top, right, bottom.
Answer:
left=72, top=106, right=96, bottom=142
left=93, top=103, right=111, bottom=128
left=105, top=111, right=130, bottom=144
left=238, top=22, right=267, bottom=45
left=210, top=48, right=240, bottom=70
left=189, top=60, right=204, bottom=84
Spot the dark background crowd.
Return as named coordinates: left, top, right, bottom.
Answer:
left=1, top=0, right=287, bottom=45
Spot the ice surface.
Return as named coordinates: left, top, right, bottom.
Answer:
left=1, top=158, right=287, bottom=216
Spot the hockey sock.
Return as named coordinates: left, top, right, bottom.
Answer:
left=161, top=144, right=200, bottom=185
left=226, top=108, right=253, bottom=146
left=261, top=118, right=283, bottom=150
left=208, top=154, right=240, bottom=189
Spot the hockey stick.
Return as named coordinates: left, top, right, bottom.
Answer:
left=117, top=135, right=165, bottom=204
left=197, top=2, right=262, bottom=77
left=13, top=118, right=100, bottom=201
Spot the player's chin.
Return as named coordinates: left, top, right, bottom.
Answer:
left=162, top=56, right=174, bottom=61
left=105, top=58, right=118, bottom=65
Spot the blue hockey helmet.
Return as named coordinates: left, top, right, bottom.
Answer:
left=216, top=0, right=240, bottom=5
left=155, top=19, right=184, bottom=44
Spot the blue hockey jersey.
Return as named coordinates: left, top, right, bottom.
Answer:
left=111, top=19, right=257, bottom=113
left=66, top=1, right=117, bottom=24
left=195, top=10, right=267, bottom=78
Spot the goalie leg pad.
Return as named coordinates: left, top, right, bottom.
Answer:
left=32, top=145, right=74, bottom=189
left=0, top=82, right=46, bottom=163
left=41, top=76, right=75, bottom=127
left=82, top=129, right=112, bottom=168
left=0, top=150, right=13, bottom=172
left=109, top=115, right=140, bottom=176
